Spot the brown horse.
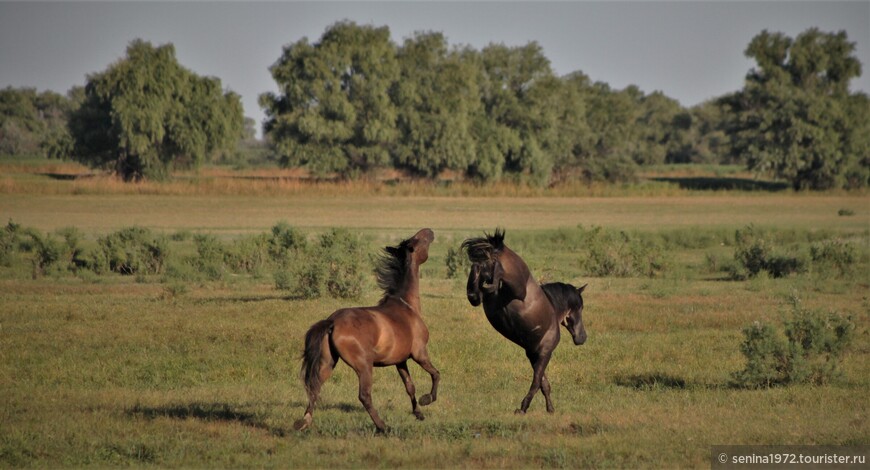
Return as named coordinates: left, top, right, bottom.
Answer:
left=463, top=229, right=586, bottom=414
left=294, top=228, right=440, bottom=433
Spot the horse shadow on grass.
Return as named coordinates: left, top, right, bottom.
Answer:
left=126, top=401, right=362, bottom=437
left=613, top=373, right=689, bottom=390
left=127, top=402, right=289, bottom=437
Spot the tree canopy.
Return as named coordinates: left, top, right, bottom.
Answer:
left=68, top=39, right=244, bottom=180
left=263, top=21, right=796, bottom=185
left=2, top=25, right=865, bottom=190
left=723, top=28, right=868, bottom=190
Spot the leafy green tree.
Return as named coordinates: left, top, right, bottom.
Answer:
left=68, top=39, right=243, bottom=181
left=572, top=80, right=640, bottom=182
left=391, top=32, right=480, bottom=177
left=725, top=29, right=867, bottom=190
left=472, top=42, right=559, bottom=184
left=678, top=99, right=733, bottom=165
left=0, top=87, right=74, bottom=158
left=260, top=22, right=399, bottom=177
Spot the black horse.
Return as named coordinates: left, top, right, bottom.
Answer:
left=463, top=229, right=586, bottom=414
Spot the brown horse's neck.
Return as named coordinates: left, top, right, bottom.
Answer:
left=397, top=261, right=422, bottom=312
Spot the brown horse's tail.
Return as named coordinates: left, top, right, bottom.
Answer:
left=301, top=319, right=333, bottom=395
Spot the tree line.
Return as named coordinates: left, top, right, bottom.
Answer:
left=1, top=23, right=866, bottom=189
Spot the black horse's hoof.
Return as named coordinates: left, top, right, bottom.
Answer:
left=419, top=394, right=435, bottom=406
left=514, top=409, right=526, bottom=415
left=413, top=411, right=425, bottom=421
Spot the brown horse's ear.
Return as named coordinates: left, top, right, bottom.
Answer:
left=578, top=283, right=588, bottom=294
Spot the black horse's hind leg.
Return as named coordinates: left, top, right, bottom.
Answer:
left=397, top=361, right=424, bottom=420
left=541, top=373, right=555, bottom=413
left=517, top=350, right=552, bottom=414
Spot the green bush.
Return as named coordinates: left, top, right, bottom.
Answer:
left=193, top=234, right=226, bottom=281
left=732, top=297, right=854, bottom=388
left=445, top=246, right=468, bottom=279
left=224, top=234, right=270, bottom=276
left=732, top=225, right=805, bottom=279
left=1, top=220, right=24, bottom=267
left=810, top=239, right=856, bottom=277
left=274, top=228, right=366, bottom=299
left=580, top=227, right=667, bottom=278
left=318, top=229, right=367, bottom=299
left=268, top=221, right=306, bottom=262
left=92, top=227, right=168, bottom=275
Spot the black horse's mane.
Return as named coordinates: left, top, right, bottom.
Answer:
left=461, top=228, right=506, bottom=263
left=375, top=236, right=414, bottom=303
left=540, top=282, right=582, bottom=316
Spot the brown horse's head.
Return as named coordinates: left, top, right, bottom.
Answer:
left=541, top=282, right=588, bottom=345
left=462, top=229, right=531, bottom=306
left=376, top=228, right=434, bottom=302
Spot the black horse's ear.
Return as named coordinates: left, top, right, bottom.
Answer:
left=578, top=283, right=588, bottom=294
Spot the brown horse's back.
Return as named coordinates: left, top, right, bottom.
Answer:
left=329, top=305, right=418, bottom=368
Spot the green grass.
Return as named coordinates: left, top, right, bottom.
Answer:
left=1, top=178, right=868, bottom=467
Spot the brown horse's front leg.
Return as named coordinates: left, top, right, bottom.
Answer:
left=396, top=361, right=424, bottom=420
left=413, top=348, right=440, bottom=406
left=516, top=350, right=552, bottom=414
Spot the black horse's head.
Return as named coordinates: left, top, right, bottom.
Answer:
left=541, top=282, right=588, bottom=345
left=462, top=229, right=533, bottom=306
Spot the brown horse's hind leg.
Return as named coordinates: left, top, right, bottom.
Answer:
left=412, top=348, right=440, bottom=406
left=354, top=364, right=387, bottom=433
left=397, top=361, right=424, bottom=420
left=294, top=354, right=335, bottom=431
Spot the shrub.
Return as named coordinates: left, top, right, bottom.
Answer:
left=92, top=227, right=168, bottom=275
left=274, top=227, right=366, bottom=299
left=732, top=297, right=854, bottom=388
left=732, top=225, right=805, bottom=279
left=193, top=234, right=226, bottom=281
left=837, top=208, right=855, bottom=217
left=810, top=239, right=856, bottom=277
left=580, top=227, right=667, bottom=278
left=224, top=234, right=271, bottom=276
left=318, top=229, right=366, bottom=299
left=1, top=220, right=24, bottom=267
left=29, top=231, right=65, bottom=278
left=445, top=246, right=468, bottom=279
left=268, top=221, right=306, bottom=263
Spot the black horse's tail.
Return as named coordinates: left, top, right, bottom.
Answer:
left=301, top=319, right=333, bottom=395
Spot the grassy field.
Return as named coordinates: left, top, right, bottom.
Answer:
left=1, top=166, right=868, bottom=467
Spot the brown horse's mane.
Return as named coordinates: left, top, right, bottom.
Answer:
left=375, top=236, right=414, bottom=304
left=461, top=228, right=505, bottom=263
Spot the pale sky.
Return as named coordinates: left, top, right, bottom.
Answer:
left=1, top=1, right=868, bottom=137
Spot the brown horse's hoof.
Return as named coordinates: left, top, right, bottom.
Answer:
left=375, top=426, right=389, bottom=434
left=514, top=409, right=526, bottom=415
left=294, top=416, right=312, bottom=431
left=419, top=394, right=435, bottom=406
left=413, top=411, right=425, bottom=421
left=546, top=406, right=555, bottom=414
